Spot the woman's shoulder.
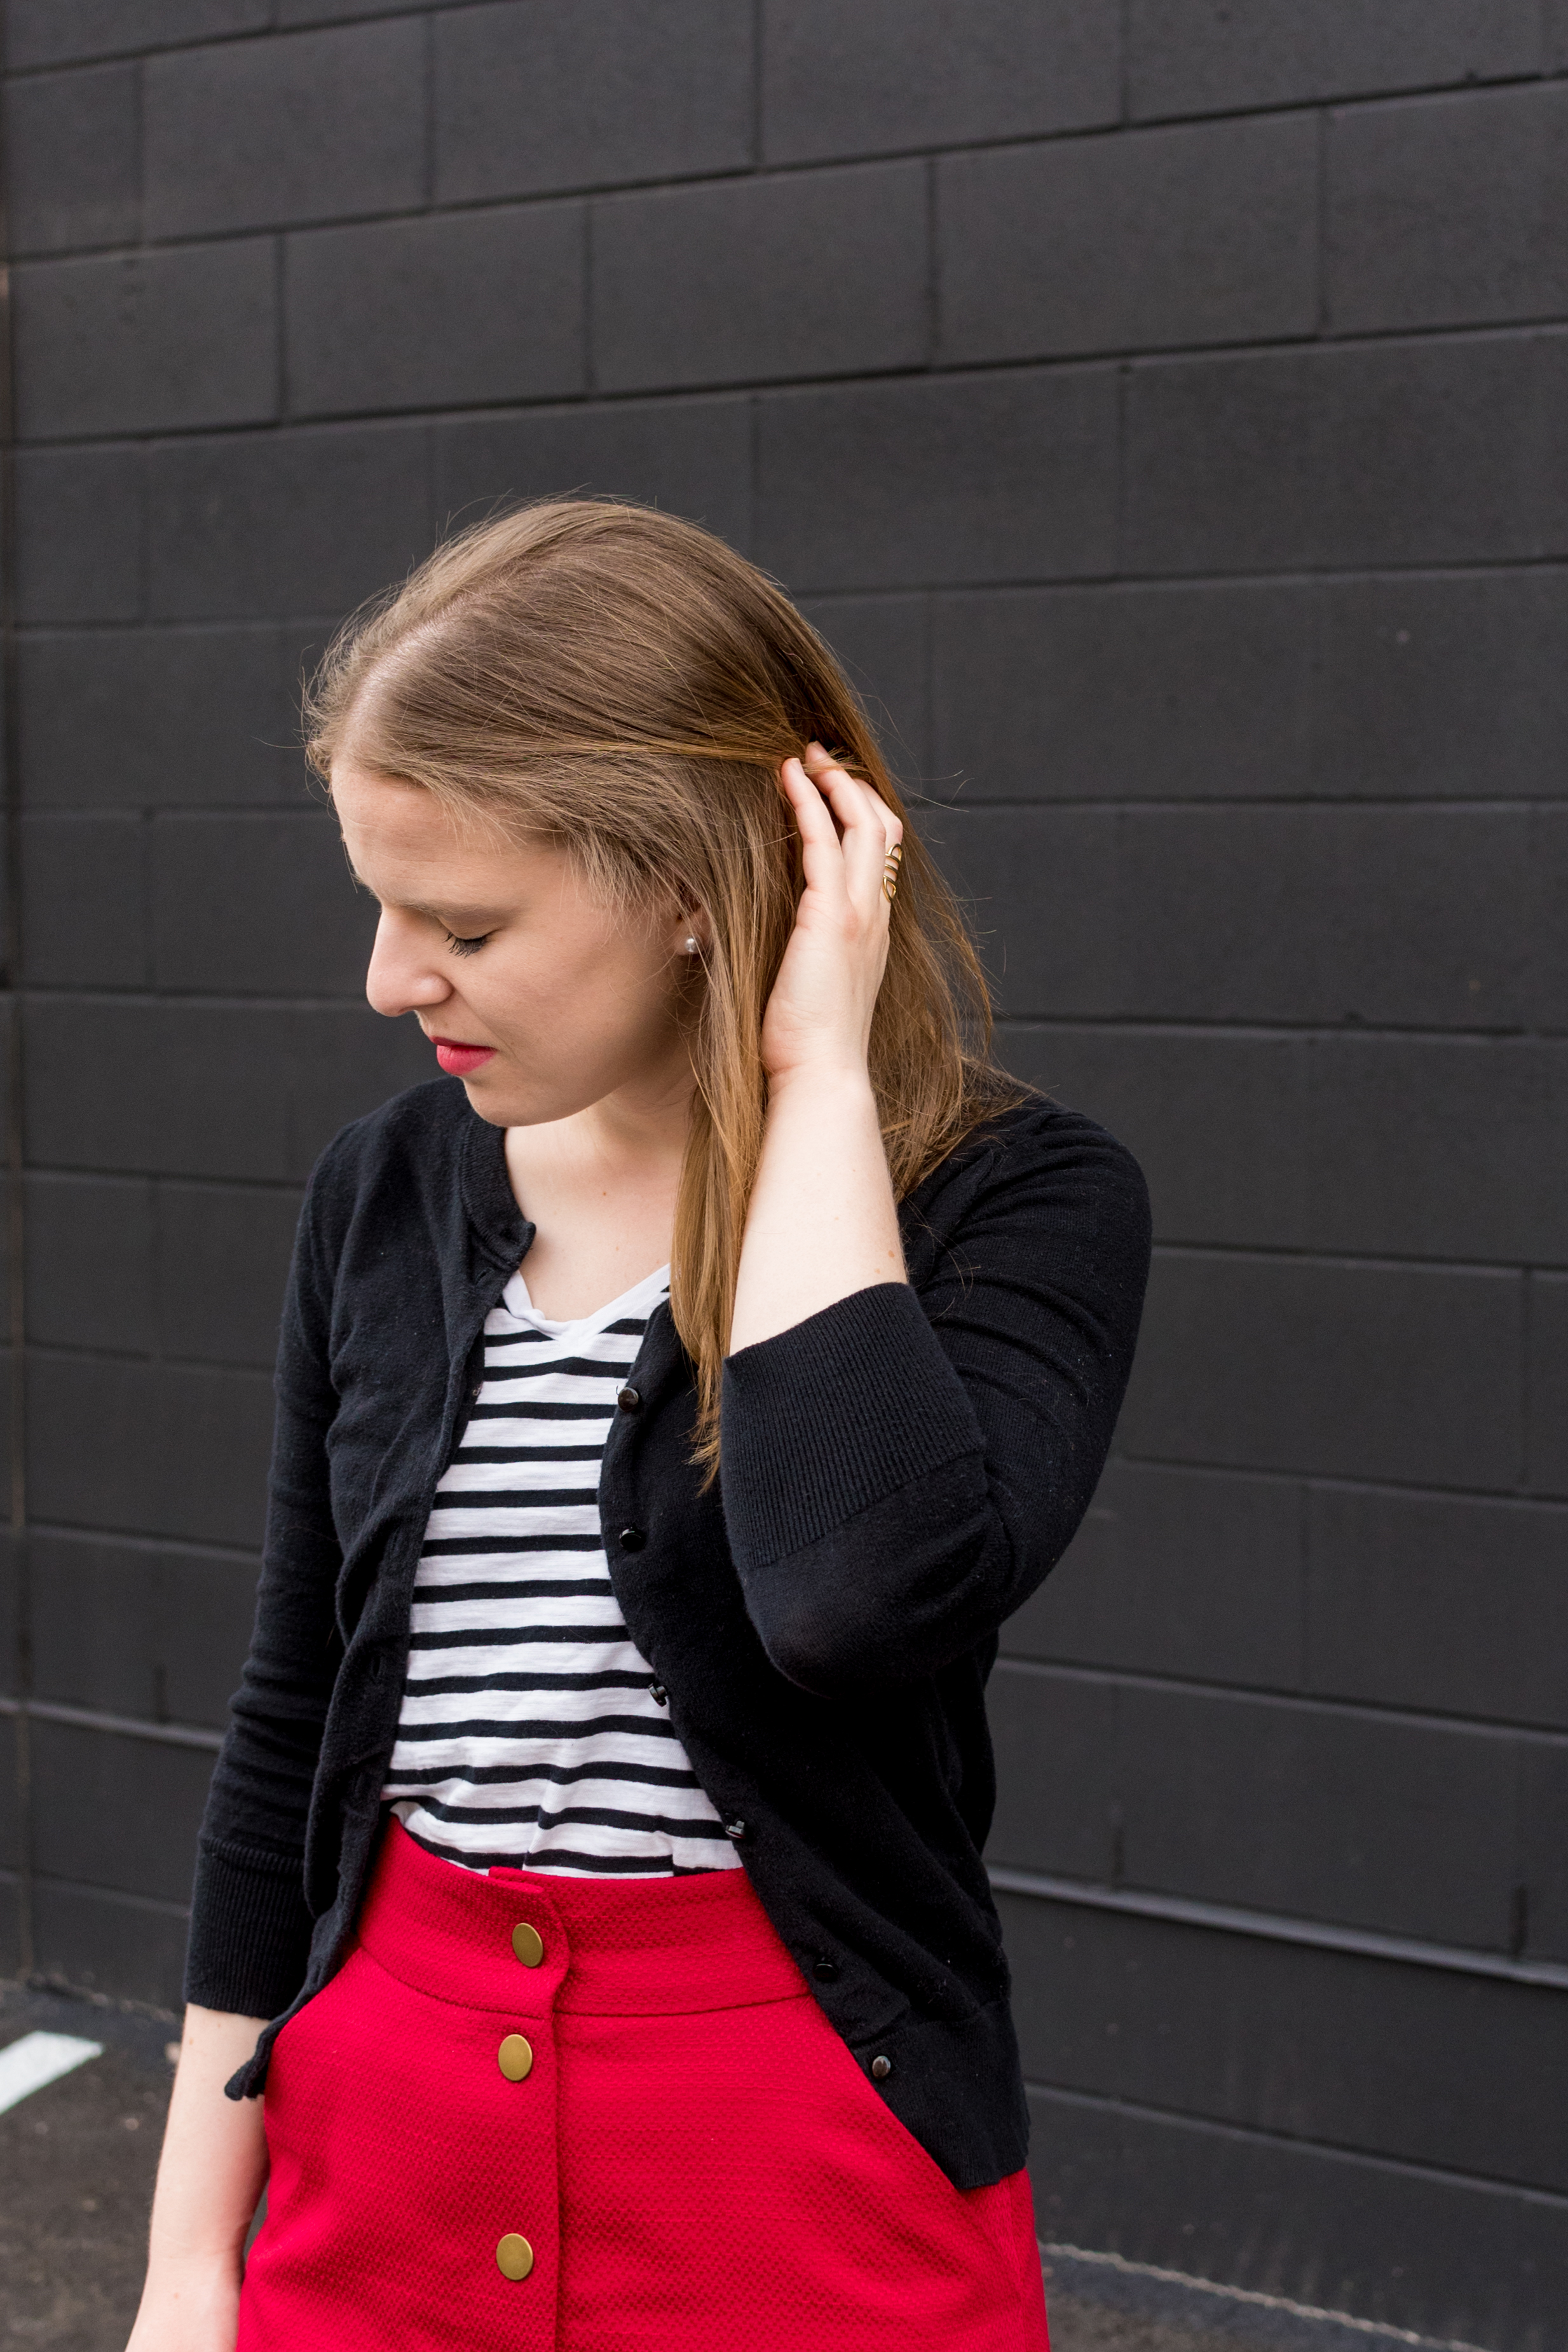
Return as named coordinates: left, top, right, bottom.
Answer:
left=931, top=1084, right=1146, bottom=1196
left=908, top=1086, right=1152, bottom=1262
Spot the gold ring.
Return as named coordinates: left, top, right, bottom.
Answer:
left=882, top=873, right=899, bottom=903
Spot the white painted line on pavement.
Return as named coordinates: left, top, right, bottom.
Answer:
left=0, top=2030, right=104, bottom=2116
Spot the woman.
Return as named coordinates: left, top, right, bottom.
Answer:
left=128, top=500, right=1149, bottom=2351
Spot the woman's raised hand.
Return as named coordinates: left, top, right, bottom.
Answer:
left=761, top=742, right=903, bottom=1087
left=729, top=743, right=909, bottom=1349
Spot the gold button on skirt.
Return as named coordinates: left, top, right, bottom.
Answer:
left=495, top=2232, right=534, bottom=2282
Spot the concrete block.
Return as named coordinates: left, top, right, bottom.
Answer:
left=986, top=1664, right=1118, bottom=1882
left=1005, top=1458, right=1306, bottom=1693
left=29, top=1880, right=191, bottom=2009
left=6, top=0, right=267, bottom=69
left=756, top=367, right=1119, bottom=591
left=0, top=1536, right=17, bottom=1699
left=593, top=162, right=928, bottom=393
left=278, top=0, right=433, bottom=17
left=435, top=395, right=753, bottom=553
left=1299, top=1036, right=1568, bottom=1268
left=1007, top=1895, right=1568, bottom=2199
left=3, top=62, right=138, bottom=254
left=30, top=1719, right=214, bottom=1903
left=18, top=626, right=309, bottom=809
left=1118, top=1250, right=1523, bottom=1492
left=931, top=580, right=1316, bottom=803
left=287, top=203, right=586, bottom=419
left=796, top=595, right=929, bottom=779
left=939, top=115, right=1317, bottom=364
left=763, top=0, right=1120, bottom=164
left=23, top=1173, right=154, bottom=1355
left=1023, top=2046, right=1568, bottom=2342
left=435, top=0, right=753, bottom=205
left=1124, top=333, right=1568, bottom=575
left=21, top=813, right=149, bottom=987
left=1328, top=85, right=1568, bottom=335
left=15, top=240, right=278, bottom=441
left=1311, top=570, right=1568, bottom=799
left=1120, top=1681, right=1520, bottom=1949
left=1002, top=1023, right=1315, bottom=1254
left=25, top=1352, right=274, bottom=1550
left=937, top=803, right=1542, bottom=1029
left=1114, top=805, right=1537, bottom=1030
left=24, top=997, right=431, bottom=1182
left=1522, top=1745, right=1568, bottom=1959
left=1009, top=1025, right=1568, bottom=1268
left=1306, top=1486, right=1568, bottom=1730
left=1533, top=807, right=1568, bottom=1034
left=154, top=1182, right=303, bottom=1369
left=15, top=446, right=143, bottom=625
left=29, top=1529, right=259, bottom=1730
left=1525, top=1273, right=1568, bottom=1497
left=144, top=17, right=424, bottom=240
left=925, top=802, right=1122, bottom=1019
left=1128, top=0, right=1542, bottom=120
left=151, top=810, right=374, bottom=994
left=0, top=1719, right=20, bottom=1873
left=146, top=421, right=431, bottom=622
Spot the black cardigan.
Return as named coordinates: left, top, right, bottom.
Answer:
left=186, top=1077, right=1150, bottom=2190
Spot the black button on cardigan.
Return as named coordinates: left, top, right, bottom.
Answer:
left=183, top=1077, right=1149, bottom=2191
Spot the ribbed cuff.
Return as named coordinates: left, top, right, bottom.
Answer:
left=720, top=1282, right=981, bottom=1568
left=182, top=1837, right=315, bottom=2020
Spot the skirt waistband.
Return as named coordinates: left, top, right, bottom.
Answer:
left=354, top=1816, right=809, bottom=2018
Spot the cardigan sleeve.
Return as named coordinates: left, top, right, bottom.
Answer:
left=182, top=1176, right=344, bottom=2016
left=717, top=1109, right=1150, bottom=1697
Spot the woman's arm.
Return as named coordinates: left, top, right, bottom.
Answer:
left=721, top=748, right=1151, bottom=1695
left=728, top=742, right=906, bottom=1353
left=723, top=1112, right=1150, bottom=1692
left=125, top=2006, right=269, bottom=2352
left=184, top=1177, right=343, bottom=2020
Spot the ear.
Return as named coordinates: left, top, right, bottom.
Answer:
left=670, top=895, right=712, bottom=957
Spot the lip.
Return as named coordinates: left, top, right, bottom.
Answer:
left=428, top=1035, right=498, bottom=1077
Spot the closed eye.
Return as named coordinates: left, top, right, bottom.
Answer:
left=444, top=931, right=494, bottom=957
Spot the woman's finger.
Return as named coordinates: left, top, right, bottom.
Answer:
left=800, top=744, right=902, bottom=911
left=799, top=743, right=896, bottom=845
left=779, top=756, right=859, bottom=906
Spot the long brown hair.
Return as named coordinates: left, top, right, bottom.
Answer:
left=304, top=500, right=1021, bottom=1466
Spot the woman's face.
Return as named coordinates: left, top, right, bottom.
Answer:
left=333, top=760, right=700, bottom=1129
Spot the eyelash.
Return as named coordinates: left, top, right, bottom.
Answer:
left=444, top=931, right=493, bottom=959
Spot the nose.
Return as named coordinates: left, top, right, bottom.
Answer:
left=365, top=909, right=453, bottom=1020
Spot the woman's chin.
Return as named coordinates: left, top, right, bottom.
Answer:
left=461, top=1069, right=575, bottom=1129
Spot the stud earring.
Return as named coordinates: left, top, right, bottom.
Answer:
left=683, top=936, right=700, bottom=954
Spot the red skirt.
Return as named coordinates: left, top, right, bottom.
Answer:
left=240, top=1816, right=1050, bottom=2351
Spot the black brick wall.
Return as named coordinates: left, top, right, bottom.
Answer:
left=1, top=6, right=1564, bottom=2344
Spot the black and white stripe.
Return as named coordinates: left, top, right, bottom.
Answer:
left=382, top=1261, right=739, bottom=1877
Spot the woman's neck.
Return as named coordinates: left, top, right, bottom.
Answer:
left=502, top=1076, right=692, bottom=1322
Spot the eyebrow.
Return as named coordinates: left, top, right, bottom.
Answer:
left=344, top=866, right=507, bottom=927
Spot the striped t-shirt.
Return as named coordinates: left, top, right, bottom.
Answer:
left=381, top=1260, right=740, bottom=1877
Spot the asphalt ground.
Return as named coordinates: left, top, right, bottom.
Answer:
left=0, top=1981, right=1480, bottom=2352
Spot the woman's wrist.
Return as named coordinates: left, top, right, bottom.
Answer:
left=763, top=1060, right=876, bottom=1109
left=142, top=2235, right=248, bottom=2285
left=730, top=1061, right=903, bottom=1355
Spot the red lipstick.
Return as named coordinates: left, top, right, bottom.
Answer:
left=430, top=1036, right=498, bottom=1076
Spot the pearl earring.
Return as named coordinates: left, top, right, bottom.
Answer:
left=683, top=936, right=700, bottom=954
